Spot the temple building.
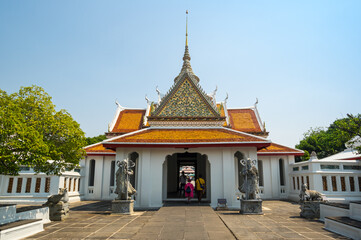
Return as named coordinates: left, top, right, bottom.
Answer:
left=83, top=32, right=304, bottom=209
left=1, top=22, right=360, bottom=208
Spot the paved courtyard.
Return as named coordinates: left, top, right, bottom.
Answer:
left=26, top=200, right=348, bottom=240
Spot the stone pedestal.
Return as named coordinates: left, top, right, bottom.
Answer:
left=47, top=201, right=69, bottom=221
left=240, top=199, right=263, bottom=215
left=112, top=200, right=134, bottom=215
left=300, top=201, right=321, bottom=219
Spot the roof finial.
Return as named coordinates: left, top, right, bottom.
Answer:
left=174, top=10, right=200, bottom=83
left=186, top=10, right=188, bottom=47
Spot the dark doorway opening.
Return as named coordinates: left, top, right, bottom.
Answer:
left=165, top=152, right=208, bottom=200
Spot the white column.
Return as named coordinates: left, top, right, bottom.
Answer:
left=327, top=175, right=332, bottom=192
left=355, top=176, right=360, bottom=193
left=50, top=176, right=60, bottom=195
left=162, top=157, right=167, bottom=201
left=208, top=150, right=223, bottom=208
left=336, top=176, right=341, bottom=192
left=93, top=156, right=104, bottom=199
left=0, top=176, right=5, bottom=194
left=222, top=148, right=236, bottom=207
left=284, top=156, right=292, bottom=195
left=270, top=156, right=279, bottom=198
left=345, top=175, right=351, bottom=192
left=83, top=157, right=89, bottom=198
left=21, top=176, right=26, bottom=193
left=102, top=156, right=111, bottom=199
left=150, top=151, right=165, bottom=208
left=39, top=177, right=45, bottom=193
left=139, top=149, right=151, bottom=207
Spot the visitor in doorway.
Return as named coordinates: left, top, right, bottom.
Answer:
left=196, top=174, right=206, bottom=203
left=184, top=178, right=194, bottom=204
left=179, top=171, right=187, bottom=197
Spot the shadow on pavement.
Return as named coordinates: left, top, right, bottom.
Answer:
left=70, top=201, right=112, bottom=212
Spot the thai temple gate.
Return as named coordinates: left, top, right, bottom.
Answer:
left=82, top=21, right=304, bottom=210
left=1, top=14, right=360, bottom=208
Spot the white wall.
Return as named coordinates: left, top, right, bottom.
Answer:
left=82, top=148, right=301, bottom=209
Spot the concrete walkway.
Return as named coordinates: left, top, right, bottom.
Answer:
left=27, top=200, right=348, bottom=240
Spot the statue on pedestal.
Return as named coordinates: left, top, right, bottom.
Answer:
left=114, top=159, right=136, bottom=200
left=299, top=183, right=324, bottom=219
left=112, top=158, right=136, bottom=214
left=43, top=188, right=69, bottom=221
left=240, top=158, right=259, bottom=200
left=239, top=158, right=263, bottom=214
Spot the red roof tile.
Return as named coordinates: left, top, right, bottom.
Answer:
left=228, top=109, right=262, bottom=133
left=104, top=128, right=270, bottom=149
left=258, top=143, right=304, bottom=156
left=84, top=143, right=115, bottom=155
left=111, top=109, right=146, bottom=134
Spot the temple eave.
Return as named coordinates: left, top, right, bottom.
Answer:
left=103, top=142, right=271, bottom=150
left=147, top=116, right=226, bottom=121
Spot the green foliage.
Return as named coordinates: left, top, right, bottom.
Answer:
left=0, top=86, right=86, bottom=175
left=332, top=114, right=361, bottom=153
left=85, top=134, right=107, bottom=146
left=296, top=114, right=361, bottom=160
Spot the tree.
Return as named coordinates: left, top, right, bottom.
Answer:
left=331, top=114, right=361, bottom=153
left=296, top=114, right=361, bottom=161
left=0, top=86, right=86, bottom=175
left=85, top=134, right=107, bottom=146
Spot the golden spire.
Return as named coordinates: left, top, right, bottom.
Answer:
left=186, top=10, right=188, bottom=46
left=174, top=9, right=199, bottom=83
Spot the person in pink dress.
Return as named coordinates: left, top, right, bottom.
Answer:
left=184, top=178, right=194, bottom=204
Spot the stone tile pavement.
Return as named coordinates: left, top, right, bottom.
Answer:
left=217, top=200, right=349, bottom=240
left=26, top=200, right=349, bottom=240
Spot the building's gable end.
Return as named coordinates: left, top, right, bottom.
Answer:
left=227, top=108, right=262, bottom=133
left=152, top=74, right=220, bottom=118
left=110, top=109, right=146, bottom=134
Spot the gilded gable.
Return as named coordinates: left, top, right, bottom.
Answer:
left=155, top=78, right=218, bottom=117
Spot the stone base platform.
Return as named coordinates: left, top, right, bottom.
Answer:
left=112, top=200, right=134, bottom=215
left=300, top=201, right=321, bottom=219
left=240, top=199, right=263, bottom=215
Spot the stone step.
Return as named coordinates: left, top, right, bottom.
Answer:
left=0, top=205, right=16, bottom=225
left=350, top=201, right=361, bottom=221
left=320, top=202, right=350, bottom=222
left=325, top=216, right=361, bottom=240
left=15, top=206, right=50, bottom=224
left=0, top=219, right=43, bottom=240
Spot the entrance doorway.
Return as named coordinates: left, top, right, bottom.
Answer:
left=163, top=152, right=210, bottom=201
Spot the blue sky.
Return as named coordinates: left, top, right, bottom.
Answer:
left=1, top=1, right=360, bottom=147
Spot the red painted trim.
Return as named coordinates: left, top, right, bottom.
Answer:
left=258, top=152, right=304, bottom=156
left=86, top=153, right=116, bottom=156
left=103, top=142, right=270, bottom=150
left=334, top=157, right=361, bottom=160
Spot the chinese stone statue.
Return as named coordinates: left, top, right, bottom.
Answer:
left=240, top=158, right=259, bottom=200
left=114, top=159, right=136, bottom=200
left=299, top=183, right=324, bottom=219
left=239, top=158, right=263, bottom=214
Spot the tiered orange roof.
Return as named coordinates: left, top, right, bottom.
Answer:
left=84, top=143, right=115, bottom=156
left=258, top=143, right=304, bottom=156
left=228, top=109, right=262, bottom=133
left=110, top=109, right=146, bottom=134
left=103, top=128, right=271, bottom=149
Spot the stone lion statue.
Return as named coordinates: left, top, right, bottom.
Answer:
left=299, top=183, right=323, bottom=202
left=42, top=188, right=69, bottom=221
